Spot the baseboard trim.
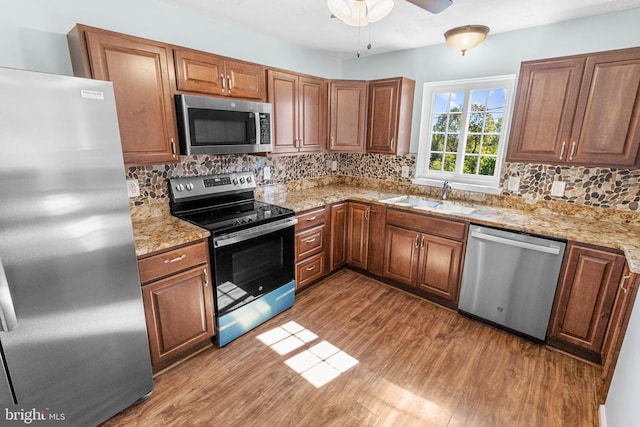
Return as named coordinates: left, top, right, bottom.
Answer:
left=598, top=404, right=607, bottom=427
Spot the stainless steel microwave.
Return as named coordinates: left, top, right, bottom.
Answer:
left=175, top=94, right=273, bottom=155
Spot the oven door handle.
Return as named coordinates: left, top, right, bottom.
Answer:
left=214, top=217, right=298, bottom=247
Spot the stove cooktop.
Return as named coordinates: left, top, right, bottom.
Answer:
left=169, top=172, right=295, bottom=235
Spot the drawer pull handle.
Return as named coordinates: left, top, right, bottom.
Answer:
left=164, top=254, right=187, bottom=264
left=306, top=265, right=316, bottom=271
left=306, top=216, right=317, bottom=221
left=304, top=237, right=317, bottom=243
left=203, top=268, right=209, bottom=287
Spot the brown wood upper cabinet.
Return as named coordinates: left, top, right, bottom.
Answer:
left=329, top=80, right=368, bottom=153
left=548, top=242, right=626, bottom=363
left=67, top=24, right=179, bottom=165
left=174, top=48, right=265, bottom=100
left=367, top=77, right=415, bottom=155
left=267, top=70, right=327, bottom=154
left=507, top=47, right=640, bottom=167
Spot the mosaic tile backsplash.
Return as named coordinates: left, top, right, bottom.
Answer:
left=127, top=153, right=640, bottom=213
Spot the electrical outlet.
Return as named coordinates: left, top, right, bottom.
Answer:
left=507, top=176, right=520, bottom=192
left=401, top=166, right=410, bottom=178
left=126, top=179, right=140, bottom=198
left=263, top=166, right=271, bottom=180
left=331, top=160, right=338, bottom=172
left=551, top=180, right=566, bottom=197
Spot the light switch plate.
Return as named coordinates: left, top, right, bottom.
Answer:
left=507, top=176, right=520, bottom=192
left=551, top=180, right=566, bottom=197
left=263, top=166, right=271, bottom=180
left=126, top=179, right=140, bottom=197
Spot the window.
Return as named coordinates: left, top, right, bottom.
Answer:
left=414, top=75, right=515, bottom=193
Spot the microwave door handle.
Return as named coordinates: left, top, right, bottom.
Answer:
left=254, top=113, right=261, bottom=145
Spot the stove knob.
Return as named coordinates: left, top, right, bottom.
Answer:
left=232, top=178, right=238, bottom=185
left=175, top=184, right=184, bottom=192
left=239, top=177, right=246, bottom=184
left=185, top=183, right=194, bottom=191
left=246, top=176, right=253, bottom=183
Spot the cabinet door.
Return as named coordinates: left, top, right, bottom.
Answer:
left=174, top=48, right=225, bottom=95
left=82, top=29, right=178, bottom=165
left=570, top=49, right=640, bottom=167
left=329, top=80, right=368, bottom=152
left=383, top=225, right=418, bottom=286
left=367, top=203, right=387, bottom=276
left=268, top=70, right=299, bottom=154
left=415, top=234, right=463, bottom=305
left=367, top=79, right=400, bottom=154
left=346, top=202, right=369, bottom=269
left=548, top=243, right=625, bottom=360
left=142, top=266, right=214, bottom=368
left=329, top=203, right=347, bottom=271
left=225, top=59, right=265, bottom=100
left=298, top=76, right=327, bottom=152
left=506, top=58, right=585, bottom=164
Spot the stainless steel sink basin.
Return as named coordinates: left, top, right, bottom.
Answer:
left=379, top=195, right=476, bottom=215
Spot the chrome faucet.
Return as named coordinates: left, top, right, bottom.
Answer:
left=442, top=180, right=451, bottom=200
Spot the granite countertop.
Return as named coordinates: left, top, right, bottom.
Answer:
left=128, top=183, right=640, bottom=272
left=257, top=184, right=640, bottom=273
left=130, top=204, right=210, bottom=258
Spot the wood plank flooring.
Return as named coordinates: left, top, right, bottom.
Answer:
left=103, top=269, right=599, bottom=426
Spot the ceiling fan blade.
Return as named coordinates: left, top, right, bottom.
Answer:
left=405, top=0, right=453, bottom=14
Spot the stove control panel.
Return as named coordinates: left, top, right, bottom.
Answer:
left=170, top=172, right=257, bottom=200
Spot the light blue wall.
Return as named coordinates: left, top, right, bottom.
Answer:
left=605, top=290, right=640, bottom=427
left=0, top=0, right=342, bottom=77
left=343, top=8, right=640, bottom=152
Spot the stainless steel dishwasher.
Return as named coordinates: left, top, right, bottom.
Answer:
left=459, top=224, right=566, bottom=341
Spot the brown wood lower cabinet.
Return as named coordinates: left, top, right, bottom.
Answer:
left=383, top=209, right=466, bottom=308
left=346, top=202, right=370, bottom=270
left=548, top=242, right=626, bottom=363
left=138, top=239, right=214, bottom=371
left=295, top=207, right=328, bottom=289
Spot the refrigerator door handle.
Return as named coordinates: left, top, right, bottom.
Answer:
left=0, top=258, right=18, bottom=332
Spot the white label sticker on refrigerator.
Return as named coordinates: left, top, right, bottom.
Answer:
left=80, top=90, right=104, bottom=100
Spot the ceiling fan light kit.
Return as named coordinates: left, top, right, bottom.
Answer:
left=327, top=0, right=395, bottom=27
left=444, top=24, right=490, bottom=56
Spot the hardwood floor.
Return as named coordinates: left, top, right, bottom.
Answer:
left=104, top=269, right=599, bottom=426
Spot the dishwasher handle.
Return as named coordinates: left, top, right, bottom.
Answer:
left=470, top=230, right=562, bottom=255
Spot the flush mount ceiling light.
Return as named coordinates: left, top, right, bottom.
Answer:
left=444, top=25, right=490, bottom=56
left=327, top=0, right=395, bottom=27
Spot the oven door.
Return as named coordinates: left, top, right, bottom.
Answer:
left=211, top=218, right=295, bottom=317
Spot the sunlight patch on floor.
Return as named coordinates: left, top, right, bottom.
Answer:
left=256, top=321, right=359, bottom=388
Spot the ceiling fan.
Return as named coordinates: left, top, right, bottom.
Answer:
left=405, top=0, right=452, bottom=14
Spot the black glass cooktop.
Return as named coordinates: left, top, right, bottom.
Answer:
left=177, top=200, right=295, bottom=235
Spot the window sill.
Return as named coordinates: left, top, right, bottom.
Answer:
left=411, top=178, right=502, bottom=195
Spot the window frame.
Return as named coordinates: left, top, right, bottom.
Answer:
left=413, top=75, right=516, bottom=194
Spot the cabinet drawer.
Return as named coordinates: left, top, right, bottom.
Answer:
left=386, top=209, right=467, bottom=241
left=296, top=253, right=326, bottom=288
left=295, top=225, right=326, bottom=262
left=138, top=240, right=209, bottom=284
left=296, top=207, right=327, bottom=232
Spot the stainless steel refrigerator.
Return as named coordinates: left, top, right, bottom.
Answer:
left=0, top=67, right=153, bottom=425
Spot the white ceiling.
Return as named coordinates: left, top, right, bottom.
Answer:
left=166, top=0, right=640, bottom=59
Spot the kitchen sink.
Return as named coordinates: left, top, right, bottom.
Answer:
left=379, top=195, right=476, bottom=215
